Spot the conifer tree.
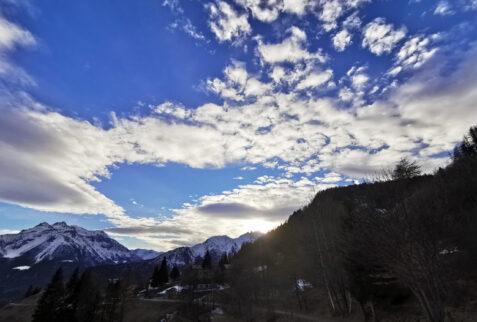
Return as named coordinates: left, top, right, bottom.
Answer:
left=454, top=125, right=477, bottom=161
left=170, top=265, right=180, bottom=281
left=202, top=250, right=212, bottom=269
left=219, top=253, right=229, bottom=270
left=74, top=271, right=100, bottom=322
left=150, top=265, right=159, bottom=288
left=104, top=279, right=121, bottom=322
left=158, top=257, right=169, bottom=285
left=63, top=268, right=80, bottom=321
left=66, top=268, right=80, bottom=293
left=32, top=268, right=65, bottom=322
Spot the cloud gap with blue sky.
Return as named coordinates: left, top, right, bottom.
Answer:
left=1, top=0, right=477, bottom=250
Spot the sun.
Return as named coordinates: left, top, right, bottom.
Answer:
left=241, top=219, right=276, bottom=234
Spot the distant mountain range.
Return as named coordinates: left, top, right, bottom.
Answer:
left=131, top=248, right=163, bottom=260
left=0, top=222, right=262, bottom=305
left=152, top=232, right=263, bottom=267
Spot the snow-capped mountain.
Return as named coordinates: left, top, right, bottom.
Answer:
left=152, top=232, right=262, bottom=267
left=0, top=222, right=140, bottom=266
left=131, top=248, right=163, bottom=260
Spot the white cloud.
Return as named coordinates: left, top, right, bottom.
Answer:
left=314, top=0, right=368, bottom=31
left=0, top=229, right=20, bottom=235
left=234, top=0, right=280, bottom=22
left=395, top=35, right=438, bottom=69
left=153, top=175, right=335, bottom=248
left=351, top=73, right=369, bottom=89
left=0, top=15, right=35, bottom=51
left=282, top=0, right=310, bottom=15
left=339, top=87, right=354, bottom=101
left=257, top=26, right=326, bottom=64
left=163, top=0, right=206, bottom=41
left=333, top=29, right=352, bottom=51
left=434, top=1, right=454, bottom=15
left=319, top=0, right=343, bottom=31
left=343, top=11, right=362, bottom=29
left=388, top=66, right=402, bottom=76
left=296, top=69, right=333, bottom=89
left=206, top=61, right=272, bottom=100
left=0, top=15, right=36, bottom=85
left=315, top=172, right=342, bottom=183
left=362, top=18, right=406, bottom=55
left=207, top=1, right=251, bottom=42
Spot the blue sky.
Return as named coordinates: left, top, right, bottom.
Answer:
left=1, top=0, right=477, bottom=251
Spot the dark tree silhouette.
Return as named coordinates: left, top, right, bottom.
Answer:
left=202, top=250, right=212, bottom=269
left=219, top=253, right=229, bottom=270
left=454, top=125, right=477, bottom=160
left=150, top=265, right=160, bottom=288
left=170, top=265, right=180, bottom=281
left=32, top=268, right=65, bottom=322
left=158, top=257, right=169, bottom=285
left=392, top=158, right=421, bottom=180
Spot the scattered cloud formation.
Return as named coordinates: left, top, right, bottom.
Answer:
left=362, top=18, right=406, bottom=55
left=0, top=13, right=36, bottom=85
left=296, top=69, right=333, bottom=89
left=333, top=29, right=352, bottom=51
left=434, top=1, right=453, bottom=16
left=257, top=26, right=325, bottom=64
left=395, top=35, right=438, bottom=69
left=207, top=1, right=251, bottom=42
left=235, top=0, right=281, bottom=22
left=1, top=1, right=477, bottom=250
left=163, top=0, right=206, bottom=40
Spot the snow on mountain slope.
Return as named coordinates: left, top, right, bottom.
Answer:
left=190, top=232, right=261, bottom=258
left=0, top=221, right=262, bottom=269
left=0, top=222, right=139, bottom=265
left=131, top=248, right=163, bottom=260
left=153, top=231, right=262, bottom=267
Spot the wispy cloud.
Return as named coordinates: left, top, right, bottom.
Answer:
left=207, top=1, right=251, bottom=43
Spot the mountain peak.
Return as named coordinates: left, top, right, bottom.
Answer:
left=35, top=222, right=51, bottom=228
left=0, top=222, right=138, bottom=265
left=52, top=221, right=68, bottom=228
left=154, top=231, right=262, bottom=266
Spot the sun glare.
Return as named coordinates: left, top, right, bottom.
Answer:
left=241, top=219, right=276, bottom=234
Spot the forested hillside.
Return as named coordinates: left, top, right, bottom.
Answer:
left=225, top=126, right=477, bottom=321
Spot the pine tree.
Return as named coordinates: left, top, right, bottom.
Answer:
left=32, top=268, right=65, bottom=322
left=104, top=279, right=121, bottom=322
left=66, top=268, right=80, bottom=293
left=454, top=125, right=477, bottom=161
left=74, top=271, right=100, bottom=322
left=158, top=258, right=169, bottom=285
left=202, top=250, right=212, bottom=269
left=170, top=265, right=180, bottom=281
left=219, top=253, right=229, bottom=270
left=150, top=265, right=159, bottom=288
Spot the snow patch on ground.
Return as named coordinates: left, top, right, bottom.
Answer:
left=159, top=285, right=184, bottom=294
left=13, top=266, right=31, bottom=270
